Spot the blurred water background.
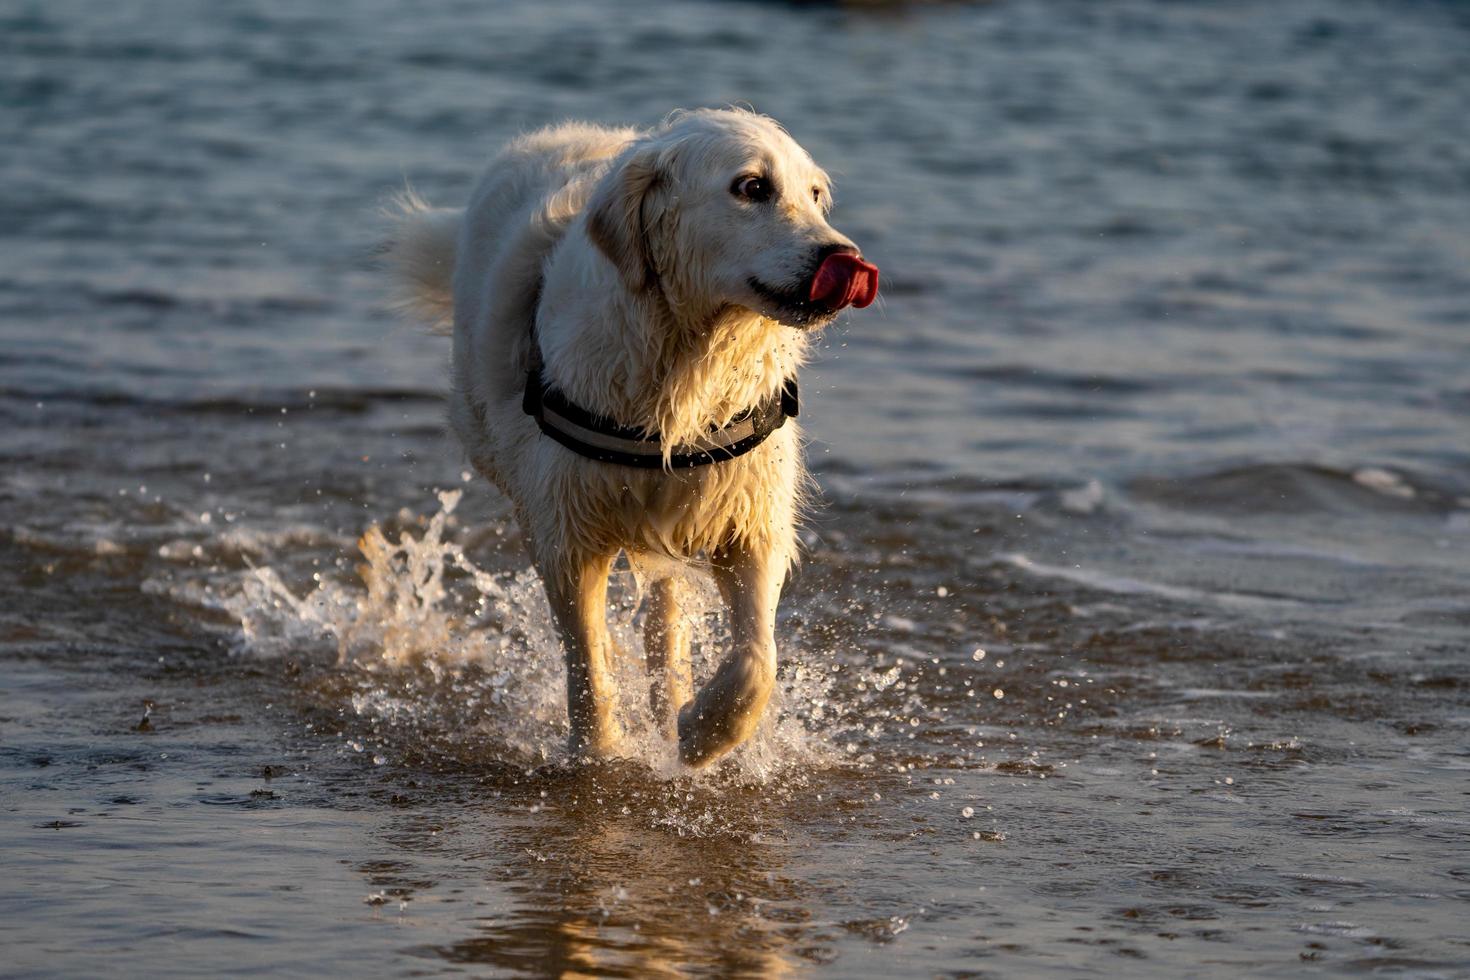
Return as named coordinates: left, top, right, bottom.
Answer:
left=3, top=0, right=1470, bottom=975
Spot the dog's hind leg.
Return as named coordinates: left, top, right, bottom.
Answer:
left=677, top=542, right=781, bottom=767
left=542, top=552, right=625, bottom=761
left=644, top=576, right=693, bottom=739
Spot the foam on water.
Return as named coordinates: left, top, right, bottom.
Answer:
left=997, top=552, right=1310, bottom=611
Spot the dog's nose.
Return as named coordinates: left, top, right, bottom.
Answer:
left=809, top=244, right=879, bottom=311
left=816, top=242, right=859, bottom=261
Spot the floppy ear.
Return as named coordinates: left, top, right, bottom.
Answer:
left=585, top=146, right=663, bottom=292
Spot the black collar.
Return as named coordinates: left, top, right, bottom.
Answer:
left=522, top=342, right=798, bottom=469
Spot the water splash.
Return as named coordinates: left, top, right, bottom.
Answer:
left=155, top=490, right=842, bottom=780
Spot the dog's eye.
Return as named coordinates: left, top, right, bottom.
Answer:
left=812, top=187, right=822, bottom=203
left=732, top=175, right=772, bottom=203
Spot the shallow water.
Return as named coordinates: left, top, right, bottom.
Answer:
left=4, top=0, right=1470, bottom=975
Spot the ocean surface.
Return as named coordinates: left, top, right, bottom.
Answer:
left=4, top=0, right=1470, bottom=975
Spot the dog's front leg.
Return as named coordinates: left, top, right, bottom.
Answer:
left=644, top=576, right=693, bottom=739
left=677, top=542, right=782, bottom=766
left=542, top=552, right=624, bottom=761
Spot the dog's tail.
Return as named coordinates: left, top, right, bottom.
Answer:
left=380, top=187, right=460, bottom=335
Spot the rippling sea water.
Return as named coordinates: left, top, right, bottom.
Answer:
left=4, top=0, right=1470, bottom=974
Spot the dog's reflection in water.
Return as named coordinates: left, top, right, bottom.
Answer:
left=418, top=768, right=814, bottom=975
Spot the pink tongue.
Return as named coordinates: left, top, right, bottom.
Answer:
left=809, top=253, right=880, bottom=311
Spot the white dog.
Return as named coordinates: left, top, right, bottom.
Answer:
left=383, top=108, right=878, bottom=766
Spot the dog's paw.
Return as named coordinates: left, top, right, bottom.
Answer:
left=676, top=649, right=774, bottom=767
left=676, top=697, right=748, bottom=768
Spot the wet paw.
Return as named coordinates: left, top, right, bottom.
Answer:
left=676, top=698, right=746, bottom=768
left=676, top=702, right=718, bottom=768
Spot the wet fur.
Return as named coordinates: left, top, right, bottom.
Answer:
left=382, top=109, right=865, bottom=766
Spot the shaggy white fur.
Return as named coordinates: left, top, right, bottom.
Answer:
left=382, top=108, right=877, bottom=766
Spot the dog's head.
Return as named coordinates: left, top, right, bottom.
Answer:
left=586, top=109, right=878, bottom=328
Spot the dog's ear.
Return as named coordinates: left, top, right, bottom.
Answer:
left=585, top=146, right=664, bottom=293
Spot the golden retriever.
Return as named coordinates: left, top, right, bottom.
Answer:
left=383, top=108, right=878, bottom=766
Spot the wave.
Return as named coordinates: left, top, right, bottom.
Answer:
left=1128, top=462, right=1464, bottom=516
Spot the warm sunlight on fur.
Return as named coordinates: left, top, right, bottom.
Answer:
left=382, top=108, right=878, bottom=767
